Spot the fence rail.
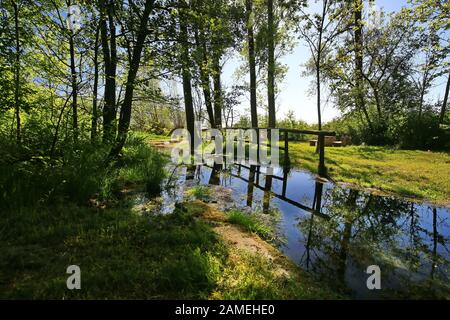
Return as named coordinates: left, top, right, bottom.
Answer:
left=220, top=127, right=336, bottom=177
left=170, top=127, right=336, bottom=177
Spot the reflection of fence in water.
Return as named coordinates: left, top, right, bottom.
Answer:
left=207, top=128, right=336, bottom=177
left=203, top=162, right=330, bottom=221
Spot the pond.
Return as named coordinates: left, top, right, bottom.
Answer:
left=150, top=156, right=449, bottom=299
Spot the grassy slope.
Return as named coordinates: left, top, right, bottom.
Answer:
left=0, top=200, right=338, bottom=299
left=286, top=142, right=450, bottom=204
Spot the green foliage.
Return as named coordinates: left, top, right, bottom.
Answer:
left=325, top=110, right=447, bottom=149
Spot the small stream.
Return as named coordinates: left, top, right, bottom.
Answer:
left=143, top=153, right=450, bottom=299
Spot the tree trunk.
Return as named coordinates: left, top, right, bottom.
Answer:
left=316, top=0, right=327, bottom=131
left=194, top=30, right=215, bottom=128
left=91, top=24, right=100, bottom=142
left=267, top=0, right=276, bottom=128
left=354, top=0, right=373, bottom=132
left=373, top=86, right=382, bottom=119
left=213, top=54, right=223, bottom=128
left=316, top=63, right=322, bottom=131
left=439, top=71, right=450, bottom=124
left=12, top=0, right=20, bottom=143
left=418, top=69, right=429, bottom=120
left=69, top=33, right=78, bottom=142
left=180, top=1, right=195, bottom=156
left=246, top=0, right=258, bottom=128
left=111, top=0, right=154, bottom=156
left=100, top=0, right=117, bottom=144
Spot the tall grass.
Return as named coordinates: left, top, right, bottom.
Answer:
left=0, top=133, right=167, bottom=209
left=117, top=133, right=168, bottom=195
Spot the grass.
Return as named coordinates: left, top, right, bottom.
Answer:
left=116, top=134, right=169, bottom=195
left=226, top=209, right=274, bottom=241
left=189, top=185, right=211, bottom=200
left=283, top=142, right=450, bottom=204
left=0, top=201, right=339, bottom=299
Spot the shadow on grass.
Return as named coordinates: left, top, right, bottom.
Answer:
left=0, top=202, right=225, bottom=299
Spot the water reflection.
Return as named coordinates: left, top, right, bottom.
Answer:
left=161, top=161, right=449, bottom=298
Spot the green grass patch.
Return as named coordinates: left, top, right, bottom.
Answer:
left=189, top=186, right=212, bottom=200
left=284, top=142, right=450, bottom=204
left=226, top=209, right=274, bottom=241
left=0, top=201, right=339, bottom=299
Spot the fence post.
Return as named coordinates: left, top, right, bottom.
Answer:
left=256, top=128, right=260, bottom=164
left=284, top=130, right=290, bottom=166
left=318, top=134, right=326, bottom=177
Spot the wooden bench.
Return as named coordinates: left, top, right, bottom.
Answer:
left=333, top=141, right=343, bottom=147
left=309, top=139, right=318, bottom=147
left=324, top=136, right=336, bottom=147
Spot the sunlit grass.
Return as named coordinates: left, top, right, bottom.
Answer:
left=0, top=201, right=339, bottom=299
left=226, top=209, right=274, bottom=241
left=285, top=142, right=450, bottom=203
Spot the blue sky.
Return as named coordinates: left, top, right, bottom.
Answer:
left=221, top=0, right=448, bottom=124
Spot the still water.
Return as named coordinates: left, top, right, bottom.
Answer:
left=154, top=160, right=449, bottom=299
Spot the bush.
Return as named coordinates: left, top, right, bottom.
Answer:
left=326, top=110, right=448, bottom=150
left=394, top=112, right=445, bottom=150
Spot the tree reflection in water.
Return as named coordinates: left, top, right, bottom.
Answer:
left=298, top=183, right=449, bottom=298
left=172, top=162, right=449, bottom=298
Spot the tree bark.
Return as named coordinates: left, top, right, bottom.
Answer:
left=246, top=0, right=258, bottom=128
left=194, top=29, right=216, bottom=128
left=100, top=0, right=117, bottom=144
left=213, top=54, right=223, bottom=128
left=69, top=33, right=78, bottom=142
left=111, top=0, right=155, bottom=156
left=267, top=0, right=276, bottom=128
left=316, top=0, right=327, bottom=131
left=91, top=24, right=100, bottom=142
left=439, top=71, right=450, bottom=124
left=12, top=0, right=21, bottom=143
left=180, top=1, right=195, bottom=156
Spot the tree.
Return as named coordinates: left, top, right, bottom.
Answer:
left=179, top=0, right=195, bottom=154
left=11, top=0, right=21, bottom=143
left=112, top=0, right=156, bottom=156
left=246, top=0, right=258, bottom=128
left=297, top=0, right=349, bottom=130
left=267, top=0, right=275, bottom=128
left=408, top=0, right=450, bottom=124
left=91, top=21, right=100, bottom=142
left=99, top=0, right=117, bottom=144
left=353, top=0, right=373, bottom=132
left=440, top=73, right=450, bottom=124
